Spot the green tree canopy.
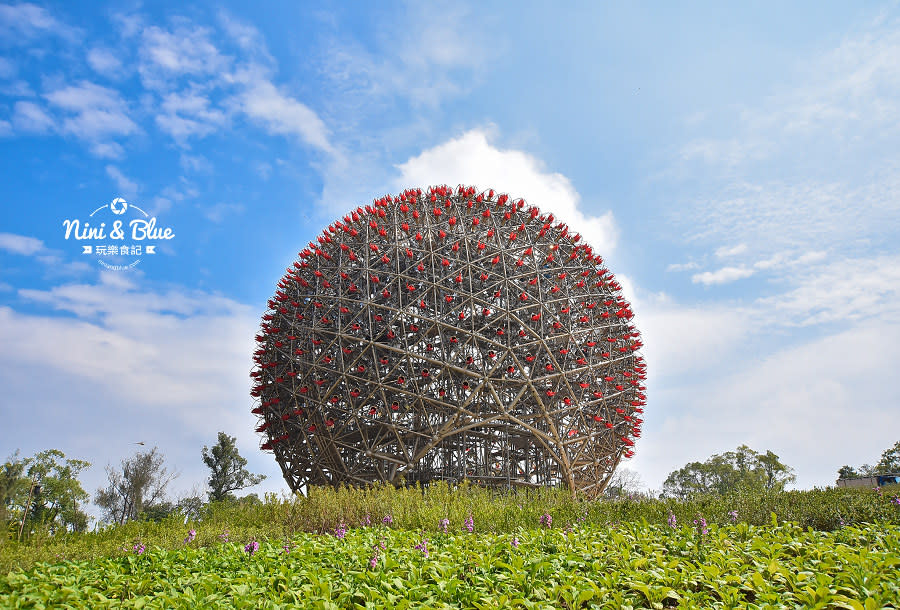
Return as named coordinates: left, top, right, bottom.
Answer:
left=663, top=444, right=795, bottom=499
left=2, top=449, right=91, bottom=539
left=202, top=432, right=266, bottom=502
left=836, top=439, right=900, bottom=479
left=95, top=447, right=177, bottom=525
left=875, top=440, right=900, bottom=473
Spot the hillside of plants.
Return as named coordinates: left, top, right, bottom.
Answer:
left=3, top=483, right=900, bottom=608
left=3, top=440, right=900, bottom=607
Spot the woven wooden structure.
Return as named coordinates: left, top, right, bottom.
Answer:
left=252, top=185, right=646, bottom=497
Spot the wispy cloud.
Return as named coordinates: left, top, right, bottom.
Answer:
left=44, top=81, right=139, bottom=158
left=692, top=266, right=755, bottom=286
left=666, top=261, right=699, bottom=272
left=180, top=153, right=213, bottom=173
left=86, top=47, right=124, bottom=77
left=0, top=274, right=283, bottom=501
left=758, top=254, right=900, bottom=327
left=715, top=243, right=747, bottom=258
left=105, top=165, right=138, bottom=199
left=155, top=89, right=227, bottom=142
left=0, top=2, right=81, bottom=44
left=11, top=100, right=54, bottom=133
left=138, top=22, right=228, bottom=90
left=0, top=232, right=44, bottom=256
left=203, top=202, right=244, bottom=223
left=231, top=72, right=333, bottom=154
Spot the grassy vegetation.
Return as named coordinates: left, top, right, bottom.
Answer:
left=2, top=484, right=899, bottom=607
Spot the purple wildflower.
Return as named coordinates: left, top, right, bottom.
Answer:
left=361, top=513, right=371, bottom=527
left=369, top=550, right=379, bottom=569
left=382, top=514, right=393, bottom=526
left=132, top=543, right=145, bottom=555
left=667, top=513, right=677, bottom=529
left=414, top=538, right=429, bottom=558
left=439, top=518, right=450, bottom=533
left=511, top=536, right=519, bottom=548
left=540, top=513, right=552, bottom=528
left=464, top=514, right=474, bottom=533
left=184, top=529, right=196, bottom=544
left=219, top=528, right=230, bottom=543
left=728, top=510, right=738, bottom=523
left=334, top=521, right=348, bottom=539
left=693, top=515, right=708, bottom=536
left=244, top=540, right=260, bottom=556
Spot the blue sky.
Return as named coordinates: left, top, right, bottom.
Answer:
left=2, top=1, right=900, bottom=506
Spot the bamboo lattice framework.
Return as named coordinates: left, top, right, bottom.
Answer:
left=252, top=185, right=646, bottom=497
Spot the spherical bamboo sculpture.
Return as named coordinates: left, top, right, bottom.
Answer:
left=252, top=185, right=646, bottom=496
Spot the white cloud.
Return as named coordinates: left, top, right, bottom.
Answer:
left=203, top=202, right=244, bottom=223
left=87, top=47, right=124, bottom=77
left=0, top=79, right=35, bottom=97
left=0, top=119, right=11, bottom=136
left=105, top=165, right=138, bottom=199
left=180, top=153, right=213, bottom=173
left=138, top=23, right=228, bottom=90
left=232, top=72, right=332, bottom=153
left=0, top=276, right=286, bottom=505
left=636, top=320, right=900, bottom=491
left=0, top=56, right=15, bottom=78
left=632, top=293, right=751, bottom=381
left=44, top=81, right=139, bottom=155
left=715, top=243, right=747, bottom=258
left=217, top=11, right=273, bottom=66
left=666, top=261, right=699, bottom=272
left=759, top=254, right=900, bottom=327
left=680, top=138, right=770, bottom=167
left=89, top=141, right=125, bottom=160
left=0, top=232, right=44, bottom=255
left=155, top=89, right=227, bottom=141
left=11, top=100, right=54, bottom=133
left=394, top=128, right=618, bottom=256
left=0, top=2, right=81, bottom=43
left=319, top=1, right=497, bottom=111
left=692, top=266, right=755, bottom=286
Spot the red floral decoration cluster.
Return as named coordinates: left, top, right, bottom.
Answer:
left=252, top=185, right=646, bottom=495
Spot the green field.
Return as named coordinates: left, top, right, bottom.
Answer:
left=3, top=485, right=900, bottom=608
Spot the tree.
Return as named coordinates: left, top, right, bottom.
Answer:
left=21, top=449, right=91, bottom=534
left=603, top=468, right=645, bottom=498
left=1, top=452, right=26, bottom=539
left=95, top=447, right=177, bottom=524
left=663, top=445, right=795, bottom=499
left=835, top=440, right=900, bottom=479
left=876, top=440, right=900, bottom=473
left=202, top=432, right=266, bottom=502
left=837, top=465, right=859, bottom=479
